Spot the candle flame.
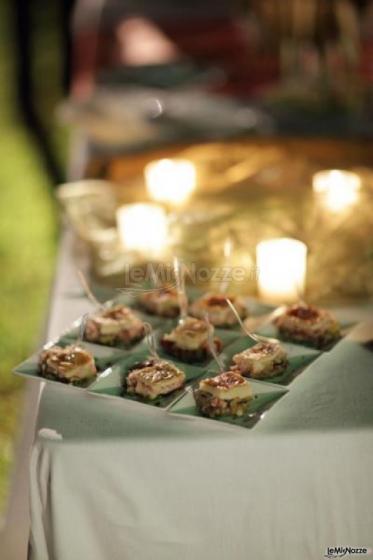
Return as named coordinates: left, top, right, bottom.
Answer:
left=116, top=203, right=168, bottom=255
left=145, top=159, right=196, bottom=206
left=256, top=238, right=307, bottom=304
left=223, top=237, right=233, bottom=259
left=313, top=170, right=361, bottom=213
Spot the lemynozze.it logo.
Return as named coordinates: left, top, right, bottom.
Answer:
left=324, top=546, right=372, bottom=558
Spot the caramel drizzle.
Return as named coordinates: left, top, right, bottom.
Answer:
left=130, top=360, right=182, bottom=383
left=45, top=346, right=91, bottom=371
left=204, top=371, right=246, bottom=389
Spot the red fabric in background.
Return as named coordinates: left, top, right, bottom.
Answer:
left=360, top=40, right=373, bottom=83
left=71, top=16, right=372, bottom=99
left=71, top=17, right=280, bottom=98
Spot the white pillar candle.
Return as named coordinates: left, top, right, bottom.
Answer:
left=256, top=238, right=307, bottom=304
left=116, top=203, right=168, bottom=257
left=312, top=169, right=361, bottom=213
left=144, top=158, right=196, bottom=206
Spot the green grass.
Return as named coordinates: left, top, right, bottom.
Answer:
left=0, top=129, right=58, bottom=387
left=0, top=0, right=64, bottom=513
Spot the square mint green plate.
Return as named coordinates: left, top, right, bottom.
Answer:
left=208, top=336, right=321, bottom=385
left=88, top=350, right=205, bottom=410
left=168, top=378, right=288, bottom=430
left=156, top=324, right=241, bottom=366
left=60, top=302, right=161, bottom=351
left=13, top=339, right=128, bottom=390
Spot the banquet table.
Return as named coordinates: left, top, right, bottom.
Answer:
left=29, top=231, right=373, bottom=560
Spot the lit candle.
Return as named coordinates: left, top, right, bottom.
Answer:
left=144, top=158, right=196, bottom=206
left=312, top=169, right=361, bottom=213
left=116, top=203, right=168, bottom=257
left=256, top=238, right=307, bottom=304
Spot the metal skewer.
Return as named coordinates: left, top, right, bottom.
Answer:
left=77, top=269, right=103, bottom=309
left=226, top=298, right=278, bottom=345
left=143, top=322, right=160, bottom=360
left=76, top=313, right=89, bottom=346
left=219, top=236, right=233, bottom=294
left=149, top=263, right=159, bottom=289
left=243, top=304, right=286, bottom=333
left=204, top=312, right=225, bottom=372
left=173, top=257, right=188, bottom=324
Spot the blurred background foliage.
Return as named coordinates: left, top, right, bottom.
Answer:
left=0, top=0, right=66, bottom=515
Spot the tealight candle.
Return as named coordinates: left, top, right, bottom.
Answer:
left=144, top=158, right=196, bottom=206
left=256, top=238, right=307, bottom=304
left=116, top=203, right=168, bottom=257
left=312, top=169, right=361, bottom=213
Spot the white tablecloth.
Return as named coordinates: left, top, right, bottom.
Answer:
left=30, top=416, right=373, bottom=560
left=29, top=231, right=373, bottom=560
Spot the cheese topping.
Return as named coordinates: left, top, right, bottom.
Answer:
left=127, top=359, right=185, bottom=398
left=139, top=288, right=179, bottom=314
left=190, top=293, right=247, bottom=325
left=199, top=371, right=253, bottom=400
left=233, top=341, right=287, bottom=376
left=163, top=317, right=209, bottom=350
left=92, top=305, right=143, bottom=335
left=40, top=345, right=97, bottom=381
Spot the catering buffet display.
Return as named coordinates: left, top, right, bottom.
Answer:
left=15, top=281, right=353, bottom=429
left=15, top=138, right=373, bottom=429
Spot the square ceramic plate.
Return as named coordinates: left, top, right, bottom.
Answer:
left=60, top=300, right=161, bottom=351
left=155, top=324, right=241, bottom=366
left=168, top=376, right=288, bottom=430
left=252, top=308, right=357, bottom=350
left=88, top=349, right=206, bottom=410
left=208, top=336, right=321, bottom=385
left=256, top=323, right=351, bottom=351
left=13, top=339, right=128, bottom=390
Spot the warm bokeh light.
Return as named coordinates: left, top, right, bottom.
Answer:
left=223, top=237, right=233, bottom=259
left=116, top=203, right=168, bottom=256
left=256, top=238, right=307, bottom=304
left=312, top=169, right=361, bottom=213
left=116, top=17, right=179, bottom=65
left=145, top=159, right=196, bottom=206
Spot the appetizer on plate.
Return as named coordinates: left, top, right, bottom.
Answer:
left=85, top=305, right=145, bottom=346
left=125, top=358, right=185, bottom=400
left=194, top=371, right=253, bottom=418
left=39, top=344, right=97, bottom=384
left=232, top=340, right=288, bottom=379
left=138, top=287, right=180, bottom=318
left=189, top=293, right=247, bottom=327
left=160, top=316, right=222, bottom=363
left=274, top=303, right=341, bottom=348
